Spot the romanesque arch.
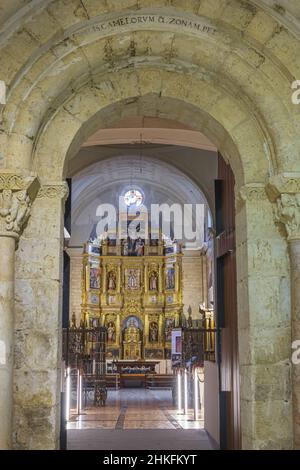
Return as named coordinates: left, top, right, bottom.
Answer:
left=0, top=0, right=299, bottom=450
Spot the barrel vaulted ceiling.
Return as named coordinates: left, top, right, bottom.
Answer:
left=71, top=154, right=209, bottom=246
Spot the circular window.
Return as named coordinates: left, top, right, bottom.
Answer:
left=124, top=189, right=144, bottom=207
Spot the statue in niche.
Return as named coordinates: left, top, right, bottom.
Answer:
left=127, top=269, right=139, bottom=290
left=122, top=239, right=129, bottom=256
left=123, top=317, right=141, bottom=360
left=90, top=267, right=100, bottom=289
left=107, top=321, right=116, bottom=343
left=149, top=272, right=158, bottom=291
left=107, top=271, right=116, bottom=290
left=166, top=267, right=175, bottom=290
left=199, top=303, right=206, bottom=328
left=135, top=237, right=144, bottom=256
left=124, top=318, right=140, bottom=342
left=165, top=318, right=175, bottom=342
left=70, top=312, right=77, bottom=329
left=149, top=321, right=158, bottom=343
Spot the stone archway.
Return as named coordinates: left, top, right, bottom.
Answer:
left=14, top=89, right=290, bottom=450
left=0, top=0, right=299, bottom=450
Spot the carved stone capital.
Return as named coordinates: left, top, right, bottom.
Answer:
left=239, top=183, right=267, bottom=202
left=0, top=174, right=40, bottom=239
left=37, top=182, right=69, bottom=202
left=275, top=193, right=300, bottom=241
left=236, top=183, right=267, bottom=212
left=265, top=174, right=300, bottom=241
left=266, top=174, right=300, bottom=201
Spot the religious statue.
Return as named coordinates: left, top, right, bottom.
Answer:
left=122, top=239, right=129, bottom=256
left=127, top=269, right=139, bottom=289
left=70, top=312, right=77, bottom=329
left=166, top=267, right=175, bottom=290
left=165, top=318, right=174, bottom=342
left=123, top=317, right=141, bottom=360
left=90, top=267, right=100, bottom=289
left=107, top=271, right=116, bottom=290
left=135, top=237, right=144, bottom=256
left=124, top=318, right=140, bottom=341
left=149, top=321, right=158, bottom=343
left=199, top=303, right=206, bottom=328
left=107, top=321, right=116, bottom=343
left=187, top=305, right=193, bottom=328
left=149, top=272, right=158, bottom=291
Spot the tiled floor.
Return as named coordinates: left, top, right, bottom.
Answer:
left=67, top=389, right=215, bottom=450
left=67, top=389, right=204, bottom=430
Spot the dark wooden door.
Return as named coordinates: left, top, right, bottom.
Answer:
left=215, top=153, right=240, bottom=449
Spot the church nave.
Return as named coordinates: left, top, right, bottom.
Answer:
left=67, top=389, right=213, bottom=450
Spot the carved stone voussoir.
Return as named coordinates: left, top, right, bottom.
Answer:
left=0, top=174, right=40, bottom=239
left=37, top=183, right=69, bottom=201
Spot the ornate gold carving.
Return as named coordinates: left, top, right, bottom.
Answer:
left=81, top=248, right=183, bottom=358
left=275, top=193, right=300, bottom=241
left=37, top=182, right=69, bottom=201
left=0, top=175, right=39, bottom=239
left=123, top=298, right=141, bottom=316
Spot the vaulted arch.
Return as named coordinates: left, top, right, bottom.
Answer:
left=0, top=0, right=299, bottom=451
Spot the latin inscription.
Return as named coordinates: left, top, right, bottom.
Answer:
left=91, top=14, right=217, bottom=35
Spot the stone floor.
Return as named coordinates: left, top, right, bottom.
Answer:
left=67, top=389, right=215, bottom=450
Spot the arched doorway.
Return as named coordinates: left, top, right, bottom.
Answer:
left=0, top=1, right=296, bottom=451
left=63, top=131, right=222, bottom=449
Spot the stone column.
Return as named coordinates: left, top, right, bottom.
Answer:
left=290, top=239, right=300, bottom=448
left=0, top=173, right=39, bottom=449
left=13, top=182, right=68, bottom=449
left=275, top=189, right=300, bottom=448
left=237, top=182, right=293, bottom=449
left=0, top=236, right=15, bottom=449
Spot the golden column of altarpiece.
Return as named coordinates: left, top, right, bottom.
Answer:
left=81, top=234, right=183, bottom=361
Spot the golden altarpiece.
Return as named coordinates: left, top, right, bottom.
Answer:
left=80, top=222, right=183, bottom=361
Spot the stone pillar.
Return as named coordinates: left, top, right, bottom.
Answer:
left=0, top=236, right=15, bottom=449
left=13, top=182, right=68, bottom=450
left=274, top=187, right=300, bottom=448
left=237, top=182, right=293, bottom=449
left=0, top=173, right=39, bottom=449
left=290, top=239, right=300, bottom=448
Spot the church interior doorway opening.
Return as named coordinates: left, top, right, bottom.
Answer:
left=61, top=118, right=238, bottom=450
